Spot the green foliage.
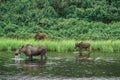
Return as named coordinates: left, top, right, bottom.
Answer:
left=0, top=0, right=120, bottom=40
left=0, top=18, right=120, bottom=40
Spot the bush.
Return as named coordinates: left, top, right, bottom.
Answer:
left=0, top=0, right=120, bottom=40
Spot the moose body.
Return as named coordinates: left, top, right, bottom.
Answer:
left=75, top=42, right=91, bottom=58
left=15, top=44, right=47, bottom=61
left=34, top=33, right=47, bottom=40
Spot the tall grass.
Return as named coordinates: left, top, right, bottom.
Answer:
left=0, top=38, right=75, bottom=52
left=91, top=40, right=120, bottom=53
left=0, top=38, right=120, bottom=53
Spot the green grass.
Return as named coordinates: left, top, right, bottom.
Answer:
left=91, top=40, right=120, bottom=53
left=0, top=37, right=75, bottom=52
left=0, top=37, right=120, bottom=53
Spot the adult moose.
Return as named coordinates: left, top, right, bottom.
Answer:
left=75, top=42, right=91, bottom=58
left=15, top=44, right=47, bottom=61
left=34, top=33, right=47, bottom=41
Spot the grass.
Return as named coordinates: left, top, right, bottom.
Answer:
left=0, top=37, right=120, bottom=53
left=0, top=37, right=75, bottom=52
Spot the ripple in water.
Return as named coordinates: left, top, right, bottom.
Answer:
left=11, top=55, right=24, bottom=61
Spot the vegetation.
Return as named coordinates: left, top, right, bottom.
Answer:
left=0, top=0, right=120, bottom=40
left=1, top=1, right=120, bottom=78
left=0, top=38, right=120, bottom=53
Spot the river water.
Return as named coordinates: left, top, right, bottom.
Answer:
left=0, top=51, right=120, bottom=80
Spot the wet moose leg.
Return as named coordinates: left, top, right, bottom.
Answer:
left=87, top=47, right=91, bottom=58
left=79, top=48, right=83, bottom=57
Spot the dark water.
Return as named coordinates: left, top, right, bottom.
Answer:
left=0, top=51, right=120, bottom=80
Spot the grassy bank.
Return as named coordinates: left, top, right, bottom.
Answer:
left=0, top=38, right=120, bottom=53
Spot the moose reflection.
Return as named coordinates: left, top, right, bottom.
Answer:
left=20, top=60, right=46, bottom=73
left=15, top=44, right=47, bottom=61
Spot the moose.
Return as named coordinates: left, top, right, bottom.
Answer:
left=75, top=42, right=91, bottom=58
left=34, top=33, right=47, bottom=41
left=15, top=44, right=47, bottom=61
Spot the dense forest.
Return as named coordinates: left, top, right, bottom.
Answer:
left=0, top=0, right=120, bottom=40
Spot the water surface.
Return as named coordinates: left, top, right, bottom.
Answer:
left=0, top=51, right=120, bottom=80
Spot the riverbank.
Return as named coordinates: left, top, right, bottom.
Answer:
left=0, top=38, right=120, bottom=53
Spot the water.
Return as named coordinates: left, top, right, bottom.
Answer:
left=0, top=51, right=120, bottom=80
left=11, top=55, right=24, bottom=63
left=12, top=55, right=24, bottom=61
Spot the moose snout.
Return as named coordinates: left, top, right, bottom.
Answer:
left=15, top=52, right=19, bottom=55
left=15, top=50, right=19, bottom=55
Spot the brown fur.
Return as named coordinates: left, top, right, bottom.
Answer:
left=34, top=33, right=47, bottom=40
left=15, top=44, right=47, bottom=61
left=75, top=42, right=91, bottom=58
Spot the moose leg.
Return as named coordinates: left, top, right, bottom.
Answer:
left=29, top=55, right=33, bottom=61
left=79, top=48, right=82, bottom=57
left=41, top=55, right=43, bottom=61
left=87, top=47, right=91, bottom=58
left=41, top=50, right=47, bottom=61
left=44, top=54, right=47, bottom=61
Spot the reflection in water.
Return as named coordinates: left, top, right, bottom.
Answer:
left=76, top=56, right=93, bottom=63
left=95, top=57, right=115, bottom=63
left=11, top=55, right=24, bottom=64
left=21, top=60, right=47, bottom=75
left=0, top=51, right=120, bottom=80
